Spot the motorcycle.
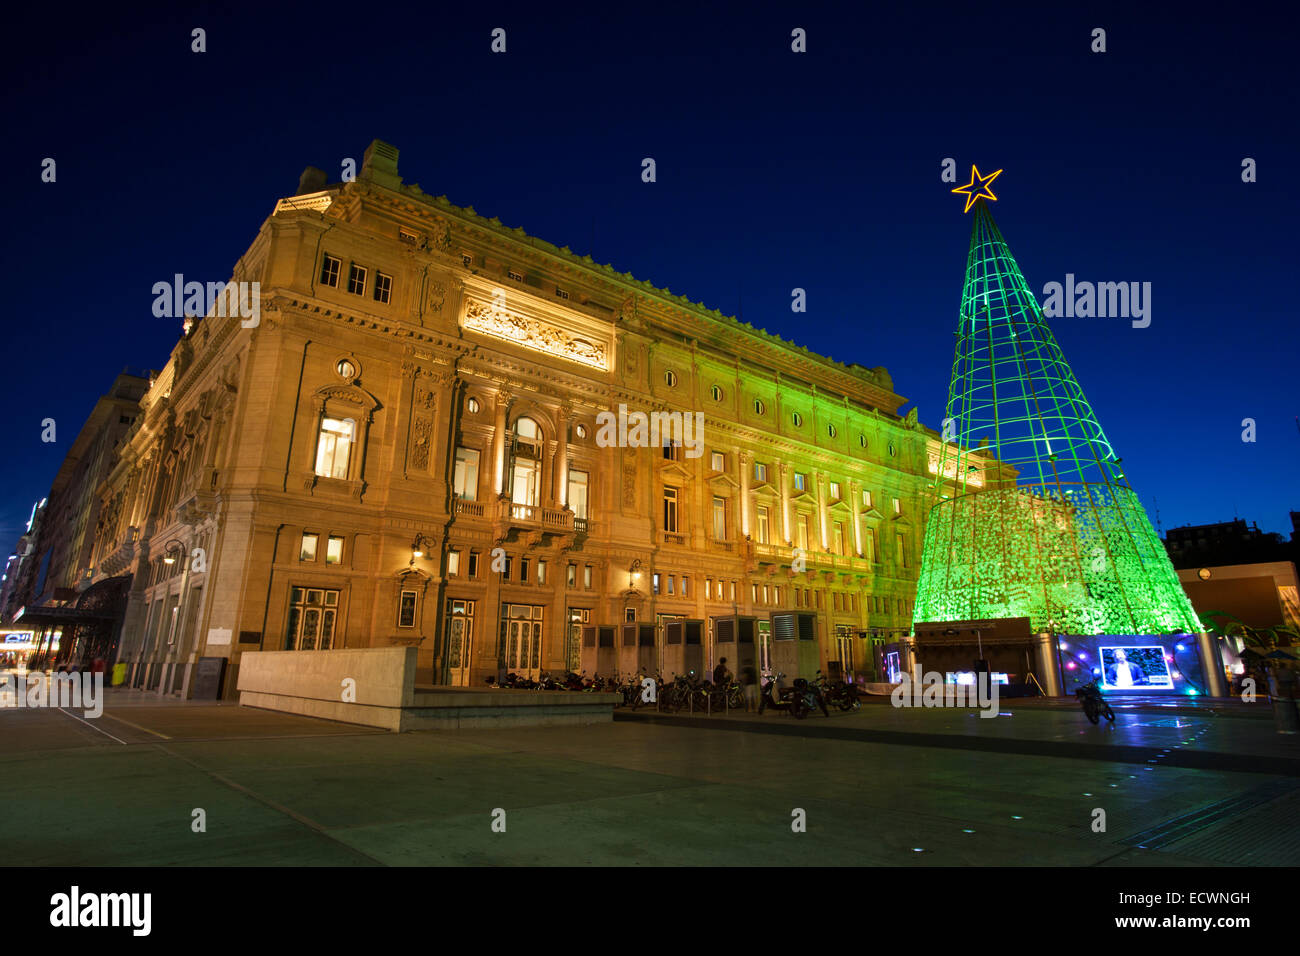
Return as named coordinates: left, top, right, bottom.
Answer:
left=759, top=672, right=823, bottom=719
left=815, top=671, right=860, bottom=712
left=1075, top=679, right=1115, bottom=724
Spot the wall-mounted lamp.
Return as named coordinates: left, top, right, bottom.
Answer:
left=161, top=539, right=185, bottom=566
left=629, top=559, right=643, bottom=589
left=410, top=534, right=435, bottom=566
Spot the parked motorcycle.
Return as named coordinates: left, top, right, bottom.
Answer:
left=814, top=671, right=860, bottom=712
left=1075, top=679, right=1115, bottom=724
left=759, top=672, right=813, bottom=718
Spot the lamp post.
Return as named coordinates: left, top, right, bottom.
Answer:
left=155, top=538, right=189, bottom=695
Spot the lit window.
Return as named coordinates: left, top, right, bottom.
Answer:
left=729, top=581, right=736, bottom=602
left=453, top=448, right=480, bottom=501
left=575, top=424, right=587, bottom=439
left=315, top=417, right=355, bottom=480
left=897, top=533, right=908, bottom=568
left=756, top=506, right=770, bottom=544
left=866, top=529, right=878, bottom=563
left=568, top=470, right=589, bottom=519
left=829, top=482, right=841, bottom=500
left=755, top=462, right=768, bottom=482
left=712, top=496, right=727, bottom=541
left=663, top=487, right=678, bottom=533
left=373, top=271, right=392, bottom=304
left=706, top=578, right=713, bottom=599
left=537, top=560, right=547, bottom=585
left=584, top=565, right=593, bottom=589
left=320, top=255, right=341, bottom=288
left=710, top=451, right=725, bottom=472
left=862, top=489, right=872, bottom=508
left=466, top=397, right=480, bottom=413
left=893, top=497, right=902, bottom=515
left=667, top=575, right=674, bottom=595
left=794, top=472, right=806, bottom=492
left=347, top=264, right=367, bottom=295
left=300, top=533, right=318, bottom=561
left=326, top=536, right=344, bottom=565
left=447, top=550, right=461, bottom=576
left=664, top=370, right=677, bottom=387
left=654, top=573, right=661, bottom=595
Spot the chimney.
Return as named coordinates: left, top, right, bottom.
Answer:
left=296, top=166, right=328, bottom=195
left=360, top=140, right=402, bottom=188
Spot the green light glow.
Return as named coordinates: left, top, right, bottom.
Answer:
left=914, top=204, right=1200, bottom=635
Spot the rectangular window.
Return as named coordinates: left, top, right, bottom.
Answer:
left=834, top=523, right=845, bottom=556
left=583, top=565, right=593, bottom=589
left=373, top=271, right=392, bottom=304
left=653, top=573, right=661, bottom=595
left=453, top=448, right=480, bottom=501
left=862, top=489, right=872, bottom=508
left=555, top=287, right=569, bottom=299
left=756, top=506, right=770, bottom=545
left=710, top=451, right=725, bottom=472
left=706, top=578, right=713, bottom=599
left=680, top=577, right=688, bottom=597
left=763, top=585, right=770, bottom=604
left=893, top=497, right=902, bottom=515
left=662, top=441, right=681, bottom=461
left=752, top=583, right=758, bottom=604
left=300, top=533, right=318, bottom=562
left=507, top=269, right=524, bottom=282
left=447, top=550, right=461, bottom=576
left=468, top=551, right=480, bottom=577
left=797, top=515, right=810, bottom=550
left=663, top=487, right=679, bottom=533
left=347, top=263, right=367, bottom=295
left=320, top=255, right=341, bottom=288
left=567, top=563, right=577, bottom=587
left=568, top=469, right=589, bottom=519
left=537, top=560, right=547, bottom=585
left=326, top=536, right=343, bottom=565
left=794, top=472, right=806, bottom=492
left=520, top=557, right=530, bottom=583
left=712, top=496, right=727, bottom=541
left=729, top=581, right=736, bottom=602
left=755, top=462, right=767, bottom=483
left=897, top=532, right=908, bottom=568
left=829, top=481, right=841, bottom=500
left=315, top=417, right=355, bottom=480
left=774, top=586, right=781, bottom=605
left=398, top=590, right=417, bottom=628
left=666, top=575, right=674, bottom=595
left=503, top=553, right=513, bottom=578
left=866, top=528, right=878, bottom=563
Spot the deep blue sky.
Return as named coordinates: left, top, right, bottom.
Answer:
left=2, top=2, right=1296, bottom=550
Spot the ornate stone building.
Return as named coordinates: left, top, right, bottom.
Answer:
left=88, top=140, right=990, bottom=698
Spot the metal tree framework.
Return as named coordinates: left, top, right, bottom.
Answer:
left=913, top=193, right=1200, bottom=635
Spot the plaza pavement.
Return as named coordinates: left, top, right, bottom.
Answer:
left=0, top=688, right=1296, bottom=866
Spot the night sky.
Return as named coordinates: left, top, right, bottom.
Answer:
left=3, top=2, right=1295, bottom=550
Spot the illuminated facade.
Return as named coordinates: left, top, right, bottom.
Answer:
left=89, top=140, right=980, bottom=697
left=913, top=199, right=1200, bottom=636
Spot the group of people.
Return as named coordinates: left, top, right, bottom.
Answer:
left=711, top=657, right=760, bottom=711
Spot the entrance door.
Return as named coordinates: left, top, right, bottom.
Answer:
left=446, top=600, right=474, bottom=685
left=502, top=605, right=542, bottom=679
left=758, top=619, right=772, bottom=676
left=834, top=625, right=856, bottom=680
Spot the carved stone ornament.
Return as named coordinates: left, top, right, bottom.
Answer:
left=463, top=299, right=607, bottom=371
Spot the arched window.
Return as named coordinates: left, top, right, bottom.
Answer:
left=509, top=416, right=542, bottom=513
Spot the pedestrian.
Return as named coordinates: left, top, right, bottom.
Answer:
left=713, top=656, right=730, bottom=687
left=740, top=664, right=758, bottom=713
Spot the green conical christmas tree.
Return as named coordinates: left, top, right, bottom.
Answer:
left=913, top=174, right=1200, bottom=635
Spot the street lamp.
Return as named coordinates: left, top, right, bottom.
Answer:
left=161, top=539, right=186, bottom=566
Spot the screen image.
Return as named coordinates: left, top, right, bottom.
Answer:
left=885, top=651, right=901, bottom=683
left=1099, top=645, right=1173, bottom=690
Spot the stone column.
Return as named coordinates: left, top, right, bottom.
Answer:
left=492, top=390, right=511, bottom=497
left=814, top=471, right=828, bottom=551
left=738, top=451, right=750, bottom=538
left=554, top=403, right=570, bottom=507
left=849, top=480, right=863, bottom=556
